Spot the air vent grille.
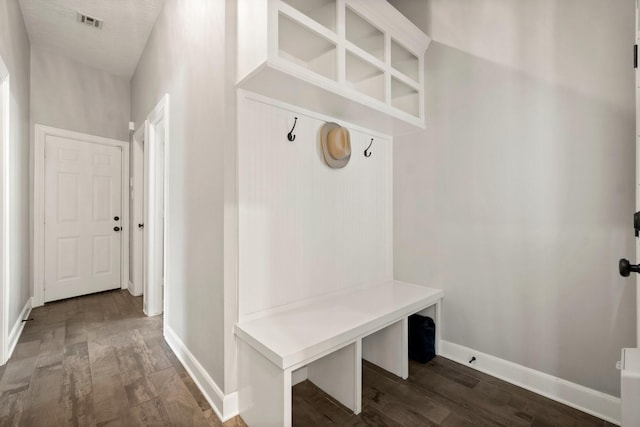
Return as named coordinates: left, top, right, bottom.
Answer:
left=76, top=12, right=103, bottom=29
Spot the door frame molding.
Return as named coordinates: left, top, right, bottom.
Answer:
left=33, top=125, right=130, bottom=307
left=143, top=94, right=169, bottom=318
left=0, top=54, right=10, bottom=364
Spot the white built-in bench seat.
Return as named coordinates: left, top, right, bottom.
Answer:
left=235, top=280, right=443, bottom=427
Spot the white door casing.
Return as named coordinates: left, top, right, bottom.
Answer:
left=43, top=136, right=122, bottom=302
left=34, top=125, right=129, bottom=307
left=143, top=95, right=169, bottom=317
left=0, top=55, right=10, bottom=364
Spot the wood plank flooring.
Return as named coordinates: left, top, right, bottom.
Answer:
left=0, top=289, right=613, bottom=426
left=292, top=360, right=614, bottom=426
left=0, top=290, right=245, bottom=427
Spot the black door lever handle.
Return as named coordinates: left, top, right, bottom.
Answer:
left=619, top=258, right=640, bottom=277
left=138, top=223, right=144, bottom=229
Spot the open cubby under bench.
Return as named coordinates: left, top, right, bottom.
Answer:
left=234, top=280, right=443, bottom=426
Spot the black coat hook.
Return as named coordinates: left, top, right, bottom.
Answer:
left=287, top=117, right=298, bottom=142
left=364, top=138, right=373, bottom=157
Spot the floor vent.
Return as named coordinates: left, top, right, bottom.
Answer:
left=76, top=12, right=103, bottom=29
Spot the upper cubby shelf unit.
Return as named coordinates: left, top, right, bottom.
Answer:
left=237, top=0, right=431, bottom=136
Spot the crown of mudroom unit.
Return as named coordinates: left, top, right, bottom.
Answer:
left=237, top=0, right=431, bottom=136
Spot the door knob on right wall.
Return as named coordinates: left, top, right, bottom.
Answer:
left=619, top=212, right=640, bottom=277
left=619, top=258, right=640, bottom=277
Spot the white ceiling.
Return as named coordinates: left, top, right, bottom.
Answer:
left=19, top=0, right=165, bottom=78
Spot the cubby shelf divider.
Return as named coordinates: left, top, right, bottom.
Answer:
left=237, top=0, right=431, bottom=135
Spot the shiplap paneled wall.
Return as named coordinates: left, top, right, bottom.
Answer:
left=238, top=95, right=393, bottom=321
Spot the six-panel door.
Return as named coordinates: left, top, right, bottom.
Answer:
left=44, top=135, right=122, bottom=302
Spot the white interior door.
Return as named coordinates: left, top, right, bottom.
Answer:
left=44, top=135, right=122, bottom=302
left=636, top=0, right=640, bottom=346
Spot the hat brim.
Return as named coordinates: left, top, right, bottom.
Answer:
left=321, top=122, right=351, bottom=169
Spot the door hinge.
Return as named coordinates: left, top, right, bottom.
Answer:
left=635, top=44, right=637, bottom=69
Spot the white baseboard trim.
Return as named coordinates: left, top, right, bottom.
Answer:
left=164, top=325, right=238, bottom=422
left=7, top=298, right=32, bottom=361
left=439, top=340, right=621, bottom=425
left=127, top=281, right=142, bottom=297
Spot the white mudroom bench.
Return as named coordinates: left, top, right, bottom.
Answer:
left=234, top=280, right=443, bottom=427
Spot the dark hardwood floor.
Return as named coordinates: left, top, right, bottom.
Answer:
left=292, top=360, right=614, bottom=426
left=0, top=289, right=613, bottom=426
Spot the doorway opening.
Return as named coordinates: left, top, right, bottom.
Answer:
left=130, top=125, right=145, bottom=297
left=132, top=95, right=169, bottom=318
left=33, top=125, right=130, bottom=306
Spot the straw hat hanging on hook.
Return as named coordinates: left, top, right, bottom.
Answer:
left=321, top=122, right=351, bottom=169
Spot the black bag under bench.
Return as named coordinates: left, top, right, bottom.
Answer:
left=408, top=314, right=436, bottom=363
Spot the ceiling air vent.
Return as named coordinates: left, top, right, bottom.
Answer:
left=76, top=12, right=103, bottom=29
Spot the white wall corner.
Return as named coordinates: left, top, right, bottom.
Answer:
left=127, top=281, right=141, bottom=297
left=6, top=297, right=33, bottom=361
left=292, top=366, right=308, bottom=386
left=439, top=340, right=621, bottom=426
left=164, top=325, right=239, bottom=422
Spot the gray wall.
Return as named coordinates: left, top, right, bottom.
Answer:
left=30, top=47, right=130, bottom=141
left=130, top=0, right=228, bottom=390
left=391, top=0, right=636, bottom=396
left=0, top=0, right=31, bottom=334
